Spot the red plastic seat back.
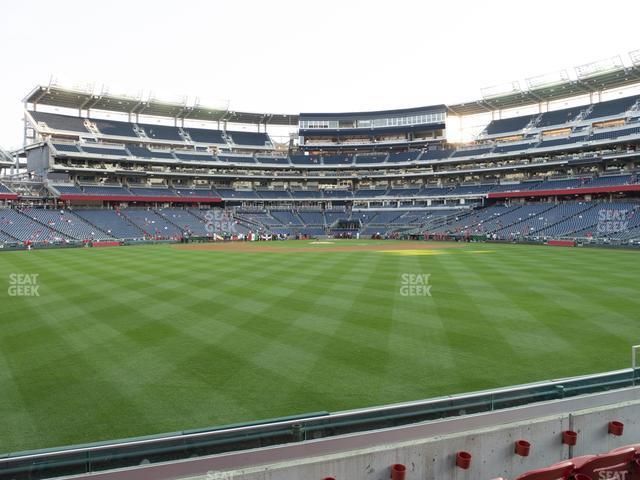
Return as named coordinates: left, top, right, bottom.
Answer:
left=610, top=444, right=640, bottom=455
left=515, top=461, right=574, bottom=480
left=574, top=447, right=636, bottom=477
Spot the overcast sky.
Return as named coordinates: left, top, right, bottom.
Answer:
left=1, top=0, right=639, bottom=149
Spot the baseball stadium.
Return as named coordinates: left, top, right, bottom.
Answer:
left=2, top=5, right=640, bottom=480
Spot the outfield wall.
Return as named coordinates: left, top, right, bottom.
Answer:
left=63, top=387, right=640, bottom=480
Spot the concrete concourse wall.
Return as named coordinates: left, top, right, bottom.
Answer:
left=187, top=400, right=640, bottom=480
left=64, top=388, right=640, bottom=480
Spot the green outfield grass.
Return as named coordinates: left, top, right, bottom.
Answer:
left=1, top=240, right=639, bottom=453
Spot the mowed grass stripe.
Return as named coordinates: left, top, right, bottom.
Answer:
left=470, top=247, right=640, bottom=375
left=0, top=241, right=639, bottom=452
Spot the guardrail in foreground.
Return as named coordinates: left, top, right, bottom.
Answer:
left=1, top=362, right=639, bottom=480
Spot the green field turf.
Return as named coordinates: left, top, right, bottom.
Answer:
left=1, top=240, right=639, bottom=454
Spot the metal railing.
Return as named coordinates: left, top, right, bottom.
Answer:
left=1, top=361, right=639, bottom=480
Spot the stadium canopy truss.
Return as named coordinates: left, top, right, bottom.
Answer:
left=448, top=53, right=640, bottom=116
left=0, top=145, right=16, bottom=170
left=23, top=85, right=299, bottom=127
left=23, top=50, right=640, bottom=130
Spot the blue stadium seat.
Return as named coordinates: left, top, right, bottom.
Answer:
left=227, top=130, right=271, bottom=147
left=184, top=127, right=226, bottom=144
left=138, top=124, right=184, bottom=142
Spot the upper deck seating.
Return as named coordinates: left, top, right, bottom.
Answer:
left=139, top=124, right=184, bottom=142
left=30, top=111, right=89, bottom=133
left=484, top=114, right=538, bottom=135
left=227, top=130, right=271, bottom=146
left=127, top=145, right=175, bottom=159
left=586, top=95, right=640, bottom=119
left=184, top=128, right=226, bottom=144
left=92, top=118, right=138, bottom=137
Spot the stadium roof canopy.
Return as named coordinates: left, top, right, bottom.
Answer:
left=448, top=55, right=640, bottom=116
left=23, top=85, right=299, bottom=126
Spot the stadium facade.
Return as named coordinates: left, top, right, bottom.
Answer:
left=0, top=52, right=639, bottom=246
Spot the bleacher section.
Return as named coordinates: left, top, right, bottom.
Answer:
left=81, top=185, right=132, bottom=196
left=426, top=201, right=640, bottom=242
left=119, top=209, right=183, bottom=238
left=387, top=151, right=420, bottom=163
left=257, top=190, right=291, bottom=199
left=173, top=151, right=216, bottom=162
left=81, top=145, right=129, bottom=156
left=92, top=118, right=139, bottom=137
left=183, top=128, right=226, bottom=144
left=218, top=155, right=256, bottom=164
left=536, top=105, right=583, bottom=128
left=30, top=111, right=90, bottom=133
left=127, top=145, right=176, bottom=159
left=591, top=125, right=640, bottom=141
left=10, top=92, right=640, bottom=248
left=256, top=156, right=289, bottom=165
left=138, top=124, right=183, bottom=142
left=20, top=208, right=113, bottom=241
left=0, top=209, right=69, bottom=242
left=535, top=135, right=587, bottom=149
left=586, top=94, right=640, bottom=119
left=39, top=173, right=640, bottom=205
left=52, top=185, right=84, bottom=194
left=42, top=117, right=640, bottom=165
left=482, top=94, right=640, bottom=139
left=28, top=111, right=273, bottom=149
left=217, top=189, right=259, bottom=200
left=52, top=143, right=81, bottom=153
left=33, top=97, right=640, bottom=174
left=73, top=210, right=145, bottom=239
left=157, top=209, right=210, bottom=235
left=129, top=187, right=178, bottom=197
left=226, top=130, right=271, bottom=147
left=492, top=142, right=534, bottom=154
left=290, top=190, right=322, bottom=199
left=421, top=148, right=454, bottom=160
left=322, top=155, right=353, bottom=165
left=485, top=114, right=538, bottom=136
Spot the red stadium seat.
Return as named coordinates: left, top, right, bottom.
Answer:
left=514, top=461, right=574, bottom=480
left=571, top=447, right=636, bottom=479
left=610, top=444, right=640, bottom=454
left=610, top=445, right=640, bottom=480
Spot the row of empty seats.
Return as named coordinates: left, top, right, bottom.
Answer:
left=2, top=201, right=639, bottom=243
left=484, top=94, right=640, bottom=137
left=234, top=208, right=461, bottom=235
left=0, top=208, right=239, bottom=243
left=49, top=118, right=640, bottom=168
left=433, top=201, right=640, bottom=241
left=49, top=174, right=639, bottom=201
left=31, top=111, right=272, bottom=147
